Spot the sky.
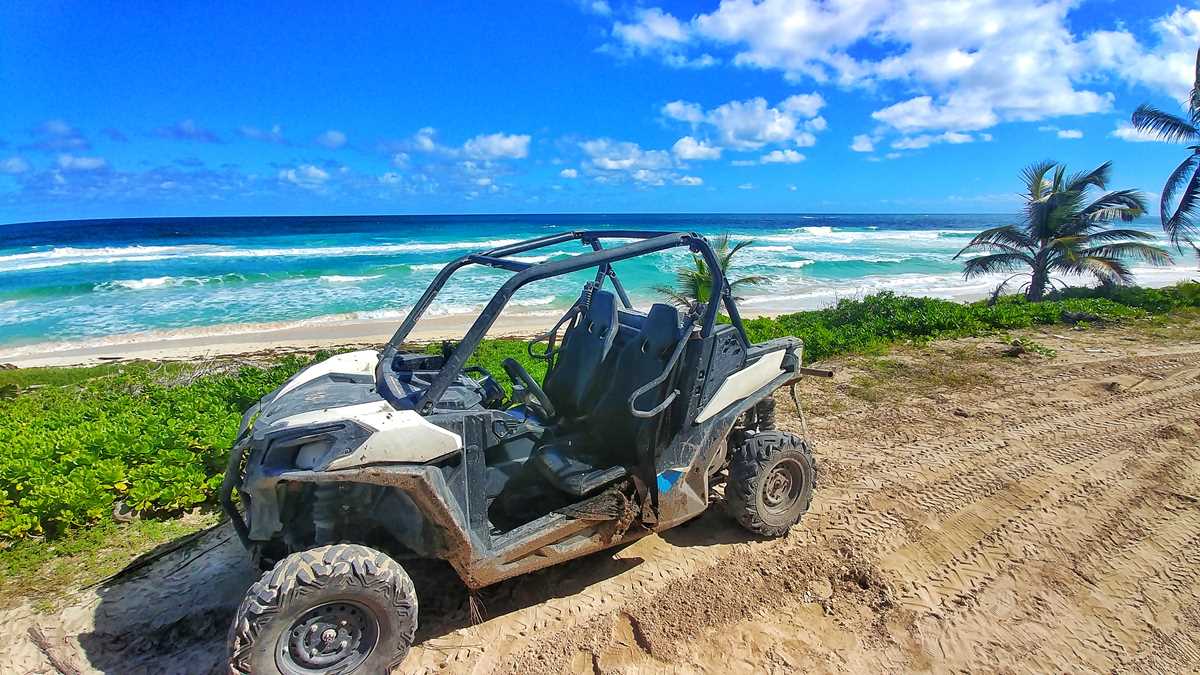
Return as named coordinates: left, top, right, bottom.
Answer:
left=0, top=0, right=1198, bottom=224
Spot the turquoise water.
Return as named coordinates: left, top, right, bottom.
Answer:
left=0, top=213, right=1191, bottom=350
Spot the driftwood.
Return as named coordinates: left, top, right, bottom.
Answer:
left=26, top=626, right=81, bottom=675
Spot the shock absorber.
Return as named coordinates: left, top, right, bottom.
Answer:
left=311, top=483, right=341, bottom=545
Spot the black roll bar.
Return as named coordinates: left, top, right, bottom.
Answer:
left=375, top=230, right=749, bottom=413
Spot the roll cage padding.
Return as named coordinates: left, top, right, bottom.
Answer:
left=375, top=231, right=749, bottom=415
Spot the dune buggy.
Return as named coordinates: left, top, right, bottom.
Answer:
left=220, top=230, right=822, bottom=673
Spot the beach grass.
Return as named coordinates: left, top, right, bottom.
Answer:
left=0, top=284, right=1197, bottom=560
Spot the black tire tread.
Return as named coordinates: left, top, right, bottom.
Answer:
left=725, top=431, right=815, bottom=537
left=227, top=543, right=417, bottom=674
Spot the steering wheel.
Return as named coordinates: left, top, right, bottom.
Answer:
left=501, top=358, right=556, bottom=420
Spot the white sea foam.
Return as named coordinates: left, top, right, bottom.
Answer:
left=319, top=274, right=384, bottom=283
left=511, top=294, right=558, bottom=306
left=0, top=238, right=525, bottom=272
left=742, top=228, right=973, bottom=246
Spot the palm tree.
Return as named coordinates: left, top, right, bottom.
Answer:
left=955, top=160, right=1171, bottom=301
left=656, top=234, right=766, bottom=310
left=1130, top=46, right=1200, bottom=259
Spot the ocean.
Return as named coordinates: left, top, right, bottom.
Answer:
left=0, top=214, right=1193, bottom=351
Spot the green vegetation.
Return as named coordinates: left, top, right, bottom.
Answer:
left=1, top=284, right=1198, bottom=545
left=955, top=160, right=1169, bottom=301
left=655, top=233, right=766, bottom=309
left=1130, top=45, right=1200, bottom=260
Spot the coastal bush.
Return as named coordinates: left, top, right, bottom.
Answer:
left=0, top=287, right=1192, bottom=540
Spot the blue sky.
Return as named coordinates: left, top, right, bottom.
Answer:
left=0, top=0, right=1197, bottom=223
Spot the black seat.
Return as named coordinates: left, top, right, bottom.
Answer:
left=541, top=290, right=618, bottom=420
left=532, top=303, right=683, bottom=497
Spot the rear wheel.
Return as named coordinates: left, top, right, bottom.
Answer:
left=725, top=431, right=815, bottom=537
left=228, top=544, right=418, bottom=675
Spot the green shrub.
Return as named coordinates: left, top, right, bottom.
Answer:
left=0, top=285, right=1190, bottom=540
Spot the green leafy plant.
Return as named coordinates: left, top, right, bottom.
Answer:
left=955, top=160, right=1170, bottom=301
left=655, top=234, right=766, bottom=311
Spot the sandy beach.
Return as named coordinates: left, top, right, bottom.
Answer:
left=0, top=311, right=570, bottom=368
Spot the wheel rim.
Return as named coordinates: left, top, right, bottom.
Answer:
left=276, top=600, right=379, bottom=674
left=761, top=458, right=804, bottom=516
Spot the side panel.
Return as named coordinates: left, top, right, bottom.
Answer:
left=329, top=409, right=463, bottom=467
left=694, top=349, right=786, bottom=423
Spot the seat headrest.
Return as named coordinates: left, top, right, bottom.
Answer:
left=583, top=290, right=618, bottom=347
left=641, top=303, right=681, bottom=355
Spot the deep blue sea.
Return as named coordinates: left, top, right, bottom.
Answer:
left=0, top=214, right=1191, bottom=352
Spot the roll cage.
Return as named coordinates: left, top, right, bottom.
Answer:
left=374, top=230, right=750, bottom=413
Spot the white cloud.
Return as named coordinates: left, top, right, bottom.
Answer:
left=463, top=132, right=531, bottom=159
left=672, top=136, right=722, bottom=160
left=581, top=138, right=672, bottom=172
left=613, top=7, right=687, bottom=49
left=583, top=0, right=611, bottom=16
left=239, top=124, right=286, bottom=144
left=737, top=182, right=755, bottom=190
left=850, top=134, right=875, bottom=153
left=760, top=149, right=805, bottom=164
left=890, top=131, right=987, bottom=150
left=378, top=172, right=403, bottom=185
left=780, top=93, right=826, bottom=118
left=559, top=168, right=579, bottom=178
left=316, top=129, right=347, bottom=149
left=1111, top=122, right=1166, bottom=143
left=607, top=1, right=1196, bottom=135
left=474, top=177, right=493, bottom=187
left=610, top=8, right=716, bottom=68
left=663, top=95, right=827, bottom=151
left=0, top=157, right=30, bottom=174
left=391, top=152, right=410, bottom=168
left=278, top=164, right=330, bottom=189
left=413, top=127, right=440, bottom=153
left=675, top=175, right=703, bottom=186
left=729, top=159, right=757, bottom=167
left=663, top=100, right=704, bottom=123
left=1057, top=129, right=1083, bottom=139
left=1088, top=7, right=1200, bottom=102
left=579, top=137, right=685, bottom=186
left=56, top=154, right=106, bottom=171
left=787, top=184, right=798, bottom=191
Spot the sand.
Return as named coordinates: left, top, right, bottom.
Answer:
left=0, top=312, right=565, bottom=368
left=2, top=319, right=1200, bottom=673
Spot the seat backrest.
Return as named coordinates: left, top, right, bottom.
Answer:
left=586, top=303, right=682, bottom=466
left=542, top=290, right=618, bottom=419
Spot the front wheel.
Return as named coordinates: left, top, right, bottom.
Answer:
left=725, top=431, right=815, bottom=537
left=228, top=544, right=418, bottom=675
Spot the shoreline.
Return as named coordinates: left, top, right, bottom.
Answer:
left=2, top=269, right=1195, bottom=368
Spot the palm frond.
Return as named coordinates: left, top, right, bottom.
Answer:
left=1065, top=161, right=1111, bottom=193
left=1081, top=228, right=1157, bottom=242
left=1160, top=152, right=1200, bottom=225
left=1165, top=164, right=1200, bottom=250
left=953, top=224, right=1032, bottom=258
left=1020, top=160, right=1057, bottom=201
left=961, top=252, right=1033, bottom=279
left=1081, top=242, right=1173, bottom=266
left=1131, top=104, right=1200, bottom=143
left=654, top=284, right=699, bottom=309
left=1078, top=189, right=1146, bottom=223
left=728, top=274, right=768, bottom=290
left=1191, top=46, right=1200, bottom=122
left=1071, top=256, right=1134, bottom=285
